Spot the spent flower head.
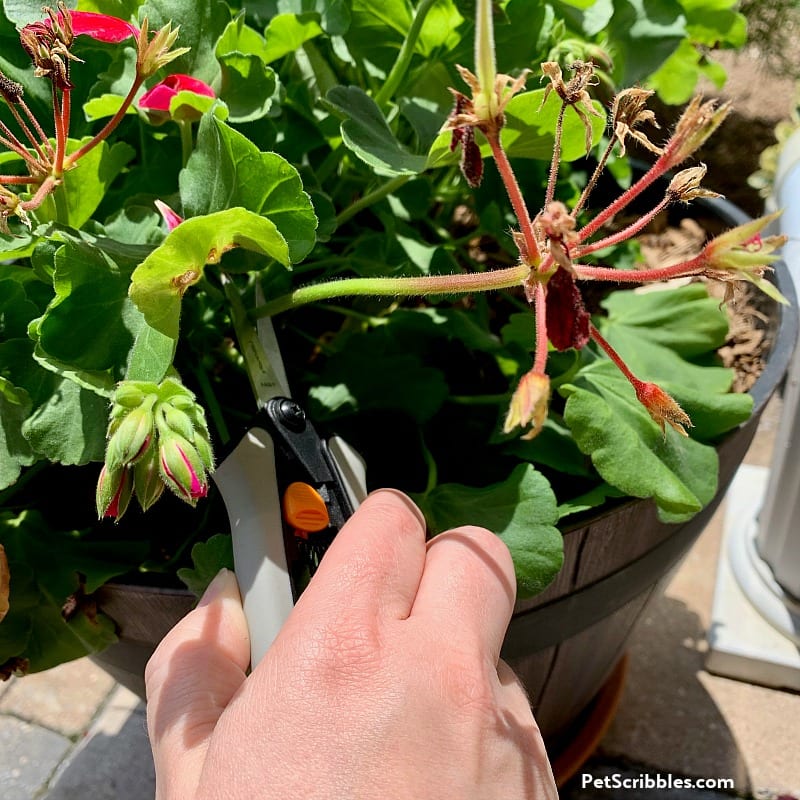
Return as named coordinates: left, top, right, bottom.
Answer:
left=136, top=17, right=191, bottom=79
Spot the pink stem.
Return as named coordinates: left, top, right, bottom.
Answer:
left=0, top=175, right=39, bottom=184
left=54, top=88, right=72, bottom=176
left=52, top=85, right=66, bottom=178
left=486, top=132, right=541, bottom=264
left=20, top=176, right=58, bottom=211
left=578, top=153, right=672, bottom=241
left=18, top=98, right=55, bottom=159
left=574, top=253, right=705, bottom=283
left=5, top=103, right=50, bottom=166
left=575, top=196, right=670, bottom=257
left=589, top=322, right=638, bottom=384
left=533, top=281, right=548, bottom=374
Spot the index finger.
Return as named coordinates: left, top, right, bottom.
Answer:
left=290, top=489, right=428, bottom=625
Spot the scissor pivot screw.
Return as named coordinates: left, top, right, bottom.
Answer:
left=277, top=399, right=306, bottom=431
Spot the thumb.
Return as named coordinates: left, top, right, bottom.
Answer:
left=146, top=568, right=250, bottom=800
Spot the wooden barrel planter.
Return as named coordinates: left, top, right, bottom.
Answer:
left=92, top=197, right=798, bottom=752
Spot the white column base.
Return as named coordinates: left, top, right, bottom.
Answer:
left=706, top=464, right=800, bottom=691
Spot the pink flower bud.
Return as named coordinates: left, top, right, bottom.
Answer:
left=133, top=444, right=165, bottom=512
left=154, top=199, right=183, bottom=231
left=96, top=464, right=133, bottom=521
left=503, top=371, right=550, bottom=440
left=106, top=402, right=155, bottom=469
left=159, top=435, right=209, bottom=504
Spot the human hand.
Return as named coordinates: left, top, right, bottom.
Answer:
left=145, top=489, right=557, bottom=800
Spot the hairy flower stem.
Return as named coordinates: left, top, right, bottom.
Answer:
left=255, top=264, right=530, bottom=318
left=20, top=175, right=58, bottom=210
left=0, top=127, right=42, bottom=172
left=375, top=0, right=439, bottom=109
left=575, top=196, right=671, bottom=257
left=532, top=281, right=548, bottom=373
left=589, top=322, right=638, bottom=383
left=52, top=86, right=67, bottom=178
left=545, top=104, right=567, bottom=206
left=0, top=175, right=38, bottom=184
left=574, top=253, right=704, bottom=283
left=578, top=155, right=670, bottom=241
left=486, top=133, right=541, bottom=265
left=4, top=102, right=50, bottom=165
left=64, top=76, right=144, bottom=168
left=572, top=139, right=615, bottom=217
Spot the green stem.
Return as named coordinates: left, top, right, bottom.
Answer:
left=486, top=133, right=541, bottom=264
left=178, top=120, right=193, bottom=168
left=254, top=264, right=530, bottom=318
left=420, top=431, right=438, bottom=496
left=336, top=174, right=411, bottom=226
left=375, top=0, right=439, bottom=109
left=192, top=364, right=230, bottom=446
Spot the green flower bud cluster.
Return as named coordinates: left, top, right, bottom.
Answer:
left=96, top=378, right=214, bottom=520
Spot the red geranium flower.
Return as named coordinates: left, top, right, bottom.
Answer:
left=138, top=74, right=216, bottom=112
left=45, top=9, right=139, bottom=43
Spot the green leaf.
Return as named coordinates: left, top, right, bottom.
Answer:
left=414, top=464, right=563, bottom=598
left=599, top=284, right=729, bottom=359
left=34, top=239, right=146, bottom=376
left=177, top=532, right=234, bottom=597
left=607, top=0, right=687, bottom=87
left=326, top=85, right=429, bottom=176
left=267, top=0, right=351, bottom=36
left=262, top=12, right=324, bottom=62
left=21, top=372, right=108, bottom=464
left=561, top=360, right=719, bottom=518
left=502, top=417, right=593, bottom=478
left=216, top=16, right=279, bottom=122
left=557, top=482, right=625, bottom=520
left=129, top=208, right=290, bottom=379
left=0, top=510, right=148, bottom=673
left=415, top=0, right=464, bottom=56
left=594, top=285, right=752, bottom=441
left=0, top=376, right=34, bottom=490
left=346, top=0, right=411, bottom=71
left=181, top=114, right=318, bottom=262
left=83, top=92, right=139, bottom=121
left=682, top=0, right=746, bottom=48
left=0, top=279, right=39, bottom=340
left=2, top=338, right=108, bottom=464
left=36, top=138, right=135, bottom=230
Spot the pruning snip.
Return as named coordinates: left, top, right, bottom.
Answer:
left=214, top=275, right=368, bottom=667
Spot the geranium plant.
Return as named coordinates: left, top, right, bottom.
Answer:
left=0, top=0, right=779, bottom=675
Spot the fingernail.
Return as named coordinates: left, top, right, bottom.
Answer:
left=198, top=567, right=233, bottom=607
left=367, top=488, right=427, bottom=530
